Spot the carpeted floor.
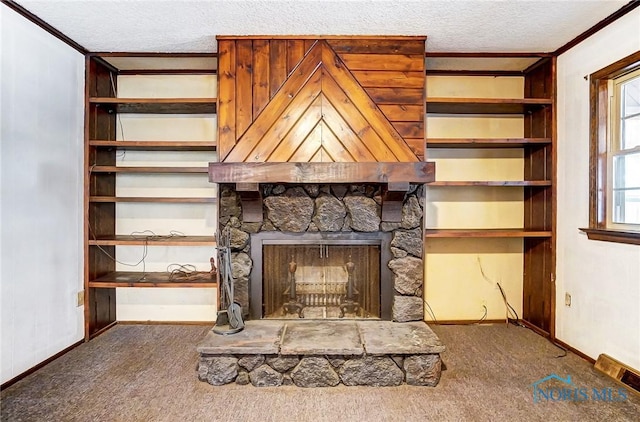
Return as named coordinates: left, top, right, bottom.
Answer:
left=1, top=323, right=639, bottom=421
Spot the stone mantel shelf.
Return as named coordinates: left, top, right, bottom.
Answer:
left=208, top=162, right=436, bottom=185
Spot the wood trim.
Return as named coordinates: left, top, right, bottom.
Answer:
left=0, top=0, right=87, bottom=54
left=554, top=1, right=640, bottom=55
left=426, top=70, right=524, bottom=77
left=428, top=319, right=509, bottom=325
left=519, top=319, right=550, bottom=337
left=88, top=52, right=217, bottom=58
left=0, top=340, right=84, bottom=390
left=424, top=229, right=552, bottom=238
left=580, top=228, right=640, bottom=245
left=89, top=320, right=118, bottom=339
left=217, top=35, right=427, bottom=41
left=117, top=320, right=215, bottom=325
left=209, top=162, right=435, bottom=184
left=425, top=52, right=552, bottom=58
left=591, top=50, right=640, bottom=81
left=118, top=69, right=217, bottom=75
left=587, top=51, right=640, bottom=237
left=428, top=181, right=551, bottom=187
left=554, top=339, right=596, bottom=364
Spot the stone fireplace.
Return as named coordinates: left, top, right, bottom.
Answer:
left=198, top=36, right=444, bottom=388
left=219, top=183, right=426, bottom=322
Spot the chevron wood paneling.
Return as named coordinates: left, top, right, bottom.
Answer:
left=217, top=36, right=426, bottom=162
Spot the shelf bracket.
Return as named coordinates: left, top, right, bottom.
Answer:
left=381, top=181, right=410, bottom=222
left=236, top=183, right=263, bottom=223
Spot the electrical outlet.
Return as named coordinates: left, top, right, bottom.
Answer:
left=565, top=292, right=571, bottom=307
left=77, top=290, right=85, bottom=307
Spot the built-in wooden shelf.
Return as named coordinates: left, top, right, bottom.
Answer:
left=425, top=97, right=552, bottom=114
left=428, top=180, right=551, bottom=187
left=89, top=196, right=217, bottom=203
left=424, top=229, right=552, bottom=238
left=89, top=140, right=217, bottom=151
left=91, top=166, right=209, bottom=174
left=89, top=97, right=217, bottom=114
left=88, top=235, right=216, bottom=246
left=89, top=271, right=217, bottom=288
left=426, top=138, right=552, bottom=148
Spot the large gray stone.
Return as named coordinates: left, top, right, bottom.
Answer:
left=313, top=195, right=346, bottom=231
left=391, top=247, right=408, bottom=258
left=231, top=252, right=252, bottom=313
left=280, top=321, right=364, bottom=356
left=219, top=187, right=241, bottom=225
left=266, top=356, right=300, bottom=372
left=238, top=355, right=265, bottom=372
left=389, top=256, right=423, bottom=296
left=236, top=370, right=250, bottom=385
left=343, top=196, right=380, bottom=232
left=241, top=222, right=262, bottom=234
left=358, top=321, right=445, bottom=355
left=404, top=354, right=442, bottom=386
left=392, top=295, right=424, bottom=322
left=264, top=187, right=314, bottom=232
left=250, top=364, right=283, bottom=387
left=197, top=321, right=283, bottom=355
left=303, top=184, right=320, bottom=197
left=229, top=227, right=249, bottom=250
left=338, top=356, right=403, bottom=386
left=391, top=228, right=423, bottom=257
left=291, top=357, right=340, bottom=387
left=401, top=196, right=422, bottom=229
left=200, top=356, right=238, bottom=386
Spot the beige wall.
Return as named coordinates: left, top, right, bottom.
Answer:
left=115, top=75, right=218, bottom=321
left=424, top=76, right=525, bottom=321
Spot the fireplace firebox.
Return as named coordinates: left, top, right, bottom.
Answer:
left=250, top=232, right=392, bottom=320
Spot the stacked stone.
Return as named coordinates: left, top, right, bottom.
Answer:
left=218, top=183, right=425, bottom=321
left=197, top=353, right=441, bottom=387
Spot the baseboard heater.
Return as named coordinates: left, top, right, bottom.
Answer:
left=595, top=354, right=640, bottom=397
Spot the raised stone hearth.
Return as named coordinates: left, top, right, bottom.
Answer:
left=197, top=320, right=444, bottom=387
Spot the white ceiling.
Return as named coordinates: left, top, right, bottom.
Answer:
left=14, top=0, right=631, bottom=53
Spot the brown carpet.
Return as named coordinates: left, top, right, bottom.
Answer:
left=2, top=323, right=639, bottom=421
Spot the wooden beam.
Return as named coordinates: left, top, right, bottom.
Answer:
left=208, top=162, right=435, bottom=184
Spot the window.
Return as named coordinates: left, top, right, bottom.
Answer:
left=610, top=69, right=640, bottom=226
left=583, top=51, right=640, bottom=245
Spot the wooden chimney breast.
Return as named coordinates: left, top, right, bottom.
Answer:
left=216, top=36, right=426, bottom=163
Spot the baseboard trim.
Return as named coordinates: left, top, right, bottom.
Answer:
left=0, top=339, right=84, bottom=391
left=89, top=320, right=119, bottom=340
left=553, top=338, right=596, bottom=364
left=118, top=320, right=215, bottom=325
left=428, top=319, right=508, bottom=325
left=519, top=319, right=551, bottom=338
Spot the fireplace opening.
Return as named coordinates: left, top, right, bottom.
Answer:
left=250, top=232, right=392, bottom=320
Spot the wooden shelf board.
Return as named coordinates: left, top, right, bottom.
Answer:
left=91, top=166, right=209, bottom=174
left=424, top=229, right=552, bottom=238
left=89, top=140, right=217, bottom=151
left=89, top=97, right=217, bottom=114
left=89, top=196, right=217, bottom=203
left=426, top=138, right=552, bottom=148
left=428, top=180, right=551, bottom=187
left=426, top=97, right=552, bottom=114
left=88, top=235, right=216, bottom=246
left=89, top=271, right=217, bottom=288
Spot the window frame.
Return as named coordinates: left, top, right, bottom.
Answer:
left=581, top=50, right=640, bottom=245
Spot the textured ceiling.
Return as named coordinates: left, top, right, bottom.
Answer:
left=14, top=0, right=631, bottom=53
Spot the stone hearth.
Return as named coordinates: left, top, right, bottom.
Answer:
left=197, top=320, right=444, bottom=387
